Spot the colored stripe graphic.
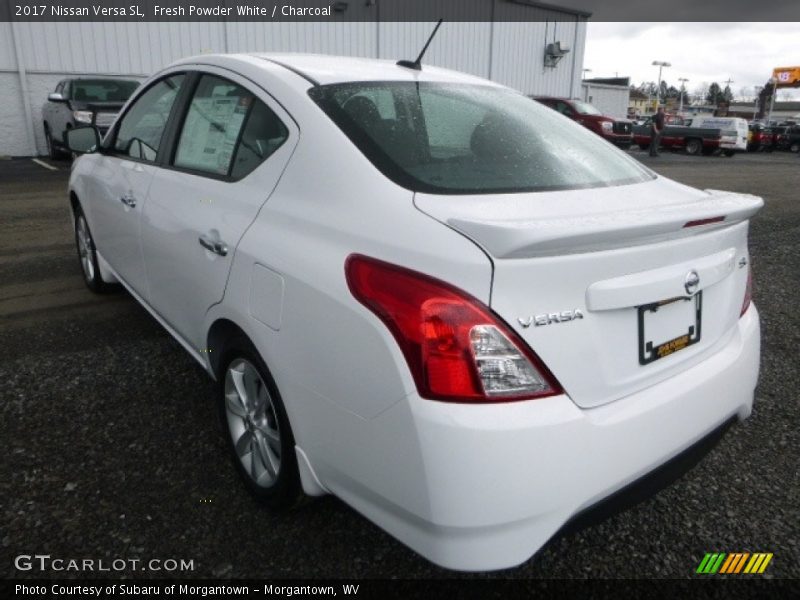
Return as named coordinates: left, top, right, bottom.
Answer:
left=719, top=553, right=738, bottom=574
left=719, top=554, right=736, bottom=573
left=697, top=553, right=727, bottom=574
left=696, top=553, right=714, bottom=573
left=759, top=553, right=773, bottom=573
left=733, top=553, right=750, bottom=573
left=700, top=552, right=774, bottom=574
left=744, top=554, right=761, bottom=574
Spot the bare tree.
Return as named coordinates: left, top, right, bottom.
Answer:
left=738, top=86, right=751, bottom=102
left=694, top=82, right=709, bottom=104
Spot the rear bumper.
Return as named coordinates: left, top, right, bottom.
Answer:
left=337, top=305, right=760, bottom=571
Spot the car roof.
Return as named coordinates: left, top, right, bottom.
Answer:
left=172, top=52, right=504, bottom=88
left=69, top=77, right=139, bottom=82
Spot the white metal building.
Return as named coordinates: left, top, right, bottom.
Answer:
left=581, top=80, right=630, bottom=119
left=1, top=4, right=588, bottom=157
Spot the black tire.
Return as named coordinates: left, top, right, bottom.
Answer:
left=218, top=337, right=303, bottom=510
left=722, top=150, right=736, bottom=157
left=685, top=138, right=702, bottom=156
left=44, top=125, right=62, bottom=160
left=73, top=205, right=117, bottom=294
left=638, top=143, right=649, bottom=151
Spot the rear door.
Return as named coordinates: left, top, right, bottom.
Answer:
left=140, top=68, right=298, bottom=349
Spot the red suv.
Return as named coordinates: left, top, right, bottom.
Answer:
left=533, top=97, right=633, bottom=149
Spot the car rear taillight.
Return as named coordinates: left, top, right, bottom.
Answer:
left=345, top=255, right=563, bottom=403
left=741, top=266, right=753, bottom=317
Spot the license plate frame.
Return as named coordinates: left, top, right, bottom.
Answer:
left=638, top=293, right=702, bottom=365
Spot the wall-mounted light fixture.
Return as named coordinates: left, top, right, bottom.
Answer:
left=544, top=42, right=570, bottom=69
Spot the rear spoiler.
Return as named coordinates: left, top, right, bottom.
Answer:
left=447, top=190, right=763, bottom=258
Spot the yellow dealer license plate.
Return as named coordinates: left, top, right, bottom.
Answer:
left=638, top=293, right=702, bottom=365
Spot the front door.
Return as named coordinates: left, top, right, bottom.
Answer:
left=88, top=74, right=186, bottom=296
left=141, top=69, right=297, bottom=349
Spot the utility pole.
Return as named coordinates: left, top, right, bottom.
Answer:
left=723, top=77, right=734, bottom=108
left=652, top=60, right=671, bottom=110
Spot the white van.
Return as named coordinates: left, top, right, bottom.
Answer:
left=686, top=116, right=748, bottom=154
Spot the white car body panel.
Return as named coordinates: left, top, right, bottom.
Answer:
left=84, top=157, right=155, bottom=294
left=68, top=53, right=762, bottom=571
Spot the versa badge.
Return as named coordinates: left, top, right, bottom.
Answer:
left=518, top=310, right=585, bottom=328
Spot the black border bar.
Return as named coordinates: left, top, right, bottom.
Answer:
left=3, top=0, right=800, bottom=22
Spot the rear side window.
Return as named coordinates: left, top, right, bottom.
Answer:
left=114, top=75, right=185, bottom=162
left=230, top=100, right=289, bottom=179
left=173, top=74, right=288, bottom=178
left=310, top=82, right=653, bottom=194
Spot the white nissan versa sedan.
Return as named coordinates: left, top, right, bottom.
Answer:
left=64, top=53, right=762, bottom=571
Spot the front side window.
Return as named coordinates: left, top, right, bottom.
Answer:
left=310, top=82, right=653, bottom=194
left=114, top=75, right=185, bottom=162
left=174, top=74, right=288, bottom=178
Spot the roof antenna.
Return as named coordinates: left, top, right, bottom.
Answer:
left=397, top=19, right=443, bottom=71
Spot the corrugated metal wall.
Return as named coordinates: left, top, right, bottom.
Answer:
left=1, top=13, right=587, bottom=156
left=581, top=83, right=631, bottom=120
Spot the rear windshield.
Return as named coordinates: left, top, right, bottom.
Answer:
left=309, top=82, right=653, bottom=194
left=71, top=79, right=140, bottom=102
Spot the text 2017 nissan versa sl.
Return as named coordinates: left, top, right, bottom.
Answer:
left=65, top=53, right=761, bottom=571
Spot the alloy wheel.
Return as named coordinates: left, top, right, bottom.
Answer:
left=76, top=216, right=95, bottom=282
left=224, top=358, right=282, bottom=488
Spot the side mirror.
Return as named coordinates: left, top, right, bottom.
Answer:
left=48, top=92, right=67, bottom=103
left=65, top=126, right=101, bottom=154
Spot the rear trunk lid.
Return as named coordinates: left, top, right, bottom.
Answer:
left=415, top=177, right=762, bottom=408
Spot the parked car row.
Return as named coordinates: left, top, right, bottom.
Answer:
left=631, top=114, right=741, bottom=156
left=532, top=99, right=775, bottom=159
left=769, top=123, right=800, bottom=152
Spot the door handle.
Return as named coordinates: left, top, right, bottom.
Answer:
left=198, top=234, right=228, bottom=257
left=120, top=193, right=136, bottom=208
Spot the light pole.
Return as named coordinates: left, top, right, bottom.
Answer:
left=652, top=60, right=671, bottom=110
left=582, top=68, right=592, bottom=101
left=678, top=77, right=689, bottom=114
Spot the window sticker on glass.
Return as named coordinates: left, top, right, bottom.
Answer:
left=174, top=76, right=253, bottom=176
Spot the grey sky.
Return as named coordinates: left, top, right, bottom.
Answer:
left=585, top=22, right=800, bottom=101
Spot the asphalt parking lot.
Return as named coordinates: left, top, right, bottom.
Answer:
left=1, top=150, right=798, bottom=580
